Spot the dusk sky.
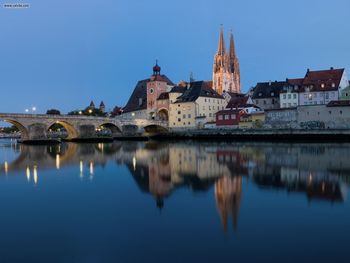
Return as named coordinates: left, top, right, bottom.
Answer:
left=0, top=0, right=349, bottom=114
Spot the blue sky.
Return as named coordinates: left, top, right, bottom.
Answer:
left=0, top=0, right=349, bottom=113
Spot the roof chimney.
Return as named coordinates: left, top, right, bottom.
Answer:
left=307, top=68, right=310, bottom=73
left=269, top=80, right=272, bottom=86
left=330, top=67, right=334, bottom=70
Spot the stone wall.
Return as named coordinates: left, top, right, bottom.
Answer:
left=264, top=108, right=298, bottom=129
left=298, top=105, right=350, bottom=129
left=264, top=105, right=350, bottom=129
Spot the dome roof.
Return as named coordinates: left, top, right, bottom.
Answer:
left=153, top=61, right=161, bottom=75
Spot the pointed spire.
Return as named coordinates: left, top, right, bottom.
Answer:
left=217, top=24, right=226, bottom=55
left=229, top=30, right=236, bottom=58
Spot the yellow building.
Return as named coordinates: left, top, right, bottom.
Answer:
left=238, top=112, right=265, bottom=129
left=169, top=81, right=227, bottom=129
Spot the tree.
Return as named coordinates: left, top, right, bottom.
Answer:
left=46, top=109, right=61, bottom=115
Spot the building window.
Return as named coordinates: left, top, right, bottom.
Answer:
left=259, top=93, right=262, bottom=97
left=205, top=99, right=207, bottom=102
left=287, top=94, right=291, bottom=99
left=209, top=106, right=211, bottom=110
left=183, top=114, right=186, bottom=119
left=321, top=83, right=325, bottom=88
left=188, top=122, right=190, bottom=125
left=329, top=111, right=332, bottom=114
left=188, top=114, right=191, bottom=118
left=293, top=94, right=297, bottom=99
left=271, top=92, right=274, bottom=96
left=263, top=100, right=266, bottom=105
left=308, top=94, right=312, bottom=100
left=325, top=93, right=329, bottom=99
left=218, top=115, right=223, bottom=120
left=283, top=94, right=286, bottom=99
left=332, top=83, right=336, bottom=88
left=283, top=103, right=286, bottom=108
left=231, top=114, right=236, bottom=119
left=178, top=118, right=181, bottom=122
left=178, top=111, right=181, bottom=114
left=340, top=110, right=343, bottom=114
left=224, top=115, right=229, bottom=120
left=209, top=113, right=212, bottom=117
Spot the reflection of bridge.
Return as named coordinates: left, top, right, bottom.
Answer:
left=0, top=113, right=168, bottom=141
left=1, top=141, right=349, bottom=233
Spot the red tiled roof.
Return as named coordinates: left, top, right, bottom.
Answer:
left=226, top=96, right=249, bottom=109
left=327, top=100, right=350, bottom=107
left=216, top=109, right=240, bottom=115
left=300, top=68, right=344, bottom=92
left=287, top=78, right=304, bottom=86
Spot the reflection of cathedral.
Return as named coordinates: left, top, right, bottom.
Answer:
left=2, top=141, right=349, bottom=233
left=215, top=176, right=242, bottom=232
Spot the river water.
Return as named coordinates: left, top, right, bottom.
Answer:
left=0, top=139, right=349, bottom=263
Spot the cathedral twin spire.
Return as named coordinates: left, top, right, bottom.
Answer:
left=213, top=26, right=241, bottom=94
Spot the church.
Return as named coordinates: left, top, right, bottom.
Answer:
left=212, top=27, right=241, bottom=95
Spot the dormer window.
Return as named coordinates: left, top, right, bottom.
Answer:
left=138, top=98, right=143, bottom=106
left=258, top=92, right=262, bottom=97
left=332, top=83, right=336, bottom=88
left=321, top=83, right=325, bottom=88
left=271, top=92, right=274, bottom=96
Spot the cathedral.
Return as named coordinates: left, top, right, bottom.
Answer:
left=212, top=26, right=241, bottom=94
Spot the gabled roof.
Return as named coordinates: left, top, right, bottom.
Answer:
left=169, top=86, right=187, bottom=93
left=300, top=68, right=344, bottom=92
left=280, top=78, right=304, bottom=93
left=226, top=96, right=249, bottom=109
left=216, top=109, right=240, bottom=115
left=252, top=81, right=286, bottom=99
left=150, top=74, right=174, bottom=85
left=123, top=79, right=149, bottom=113
left=175, top=81, right=223, bottom=103
left=224, top=91, right=245, bottom=98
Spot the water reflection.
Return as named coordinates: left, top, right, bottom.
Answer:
left=0, top=140, right=349, bottom=232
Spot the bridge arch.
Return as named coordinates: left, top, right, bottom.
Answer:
left=143, top=124, right=168, bottom=134
left=157, top=108, right=169, bottom=121
left=2, top=119, right=29, bottom=140
left=97, top=123, right=122, bottom=137
left=48, top=121, right=78, bottom=140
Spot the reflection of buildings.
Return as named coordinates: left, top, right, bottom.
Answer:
left=215, top=176, right=242, bottom=232
left=1, top=141, right=350, bottom=232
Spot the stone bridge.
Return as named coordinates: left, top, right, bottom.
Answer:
left=0, top=113, right=168, bottom=142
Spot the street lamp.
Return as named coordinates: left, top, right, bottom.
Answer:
left=32, top=107, right=37, bottom=113
left=88, top=109, right=93, bottom=114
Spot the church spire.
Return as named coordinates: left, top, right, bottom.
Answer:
left=229, top=30, right=236, bottom=59
left=217, top=25, right=226, bottom=55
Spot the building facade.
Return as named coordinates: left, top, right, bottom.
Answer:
left=299, top=68, right=348, bottom=106
left=279, top=78, right=303, bottom=108
left=252, top=81, right=285, bottom=110
left=122, top=63, right=174, bottom=120
left=169, top=81, right=227, bottom=129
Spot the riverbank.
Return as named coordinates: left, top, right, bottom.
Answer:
left=150, top=129, right=350, bottom=142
